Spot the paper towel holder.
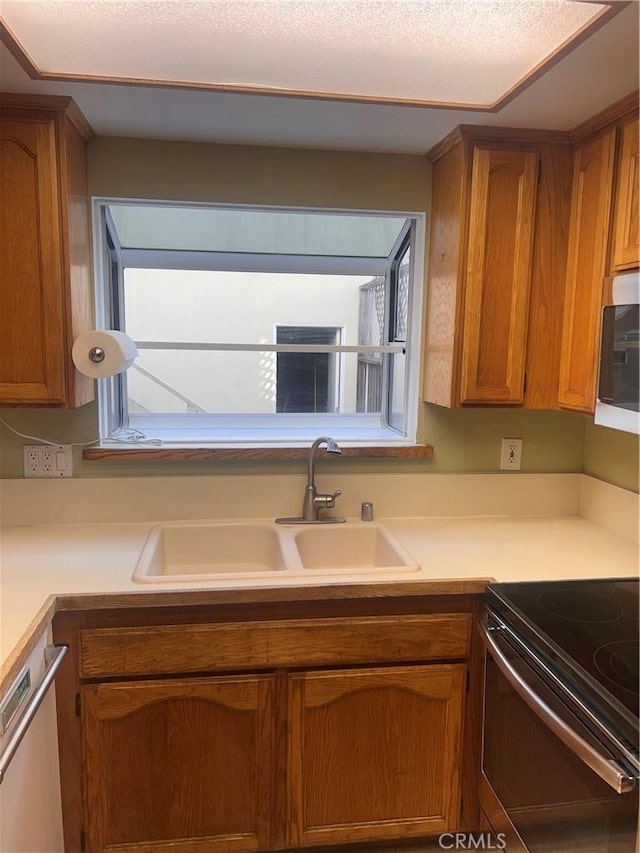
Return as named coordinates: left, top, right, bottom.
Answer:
left=72, top=330, right=138, bottom=379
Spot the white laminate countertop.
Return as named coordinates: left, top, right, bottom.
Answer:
left=1, top=511, right=638, bottom=690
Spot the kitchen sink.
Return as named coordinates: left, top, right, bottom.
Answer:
left=132, top=520, right=420, bottom=583
left=132, top=521, right=289, bottom=582
left=291, top=523, right=420, bottom=573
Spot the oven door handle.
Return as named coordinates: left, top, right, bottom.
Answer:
left=479, top=620, right=636, bottom=795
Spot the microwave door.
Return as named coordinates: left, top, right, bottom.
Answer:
left=598, top=307, right=616, bottom=404
left=596, top=303, right=640, bottom=434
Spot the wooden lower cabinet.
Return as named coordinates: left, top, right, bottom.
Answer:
left=81, top=663, right=467, bottom=852
left=287, top=664, right=466, bottom=848
left=60, top=606, right=478, bottom=853
left=82, top=675, right=274, bottom=852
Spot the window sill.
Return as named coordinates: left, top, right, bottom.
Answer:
left=82, top=445, right=434, bottom=462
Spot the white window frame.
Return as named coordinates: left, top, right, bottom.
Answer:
left=91, top=198, right=425, bottom=448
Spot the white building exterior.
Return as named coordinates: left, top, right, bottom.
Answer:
left=124, top=269, right=370, bottom=413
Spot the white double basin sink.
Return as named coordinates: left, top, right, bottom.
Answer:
left=132, top=520, right=421, bottom=583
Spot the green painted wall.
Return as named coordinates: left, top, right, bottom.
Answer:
left=0, top=401, right=588, bottom=478
left=0, top=136, right=637, bottom=489
left=87, top=136, right=433, bottom=211
left=417, top=405, right=586, bottom=475
left=583, top=422, right=639, bottom=493
left=5, top=399, right=634, bottom=485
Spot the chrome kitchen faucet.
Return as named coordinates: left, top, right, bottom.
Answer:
left=275, top=436, right=345, bottom=524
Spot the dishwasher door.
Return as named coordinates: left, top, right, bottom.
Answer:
left=480, top=617, right=638, bottom=853
left=0, top=630, right=66, bottom=853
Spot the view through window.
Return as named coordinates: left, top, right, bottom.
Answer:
left=96, top=203, right=421, bottom=445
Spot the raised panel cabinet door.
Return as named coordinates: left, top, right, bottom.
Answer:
left=287, top=664, right=466, bottom=848
left=459, top=146, right=539, bottom=404
left=611, top=117, right=639, bottom=272
left=0, top=115, right=67, bottom=403
left=82, top=674, right=274, bottom=853
left=558, top=129, right=616, bottom=413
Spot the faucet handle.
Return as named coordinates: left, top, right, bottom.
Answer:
left=327, top=489, right=342, bottom=508
left=314, top=489, right=342, bottom=510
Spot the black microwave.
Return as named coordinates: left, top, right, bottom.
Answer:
left=595, top=272, right=639, bottom=435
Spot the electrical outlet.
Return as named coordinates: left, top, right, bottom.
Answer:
left=23, top=445, right=73, bottom=478
left=25, top=449, right=40, bottom=476
left=41, top=449, right=54, bottom=473
left=500, top=438, right=523, bottom=471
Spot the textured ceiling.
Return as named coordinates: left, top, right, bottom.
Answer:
left=0, top=2, right=637, bottom=153
left=1, top=0, right=608, bottom=105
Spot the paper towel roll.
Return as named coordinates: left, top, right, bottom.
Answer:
left=72, top=330, right=139, bottom=379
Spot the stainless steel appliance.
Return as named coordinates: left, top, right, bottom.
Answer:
left=595, top=271, right=639, bottom=435
left=479, top=579, right=639, bottom=853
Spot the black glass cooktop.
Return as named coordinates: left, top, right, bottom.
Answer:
left=487, top=578, right=639, bottom=745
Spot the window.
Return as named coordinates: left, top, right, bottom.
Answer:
left=94, top=202, right=423, bottom=447
left=275, top=326, right=341, bottom=413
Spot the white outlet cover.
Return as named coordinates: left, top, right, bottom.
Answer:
left=500, top=438, right=523, bottom=471
left=22, top=445, right=73, bottom=478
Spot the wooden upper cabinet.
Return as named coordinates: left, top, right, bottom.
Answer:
left=611, top=116, right=639, bottom=271
left=82, top=674, right=274, bottom=852
left=0, top=117, right=64, bottom=403
left=287, top=664, right=466, bottom=848
left=421, top=141, right=466, bottom=408
left=0, top=95, right=94, bottom=406
left=558, top=129, right=617, bottom=413
left=459, top=147, right=538, bottom=404
left=423, top=131, right=571, bottom=410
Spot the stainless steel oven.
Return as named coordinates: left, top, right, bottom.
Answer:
left=479, top=580, right=639, bottom=853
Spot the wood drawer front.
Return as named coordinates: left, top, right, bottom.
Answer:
left=79, top=614, right=471, bottom=679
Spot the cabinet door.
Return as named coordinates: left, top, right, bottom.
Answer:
left=83, top=675, right=274, bottom=852
left=287, top=664, right=466, bottom=848
left=0, top=115, right=67, bottom=404
left=611, top=117, right=639, bottom=271
left=558, top=129, right=616, bottom=413
left=459, top=146, right=539, bottom=404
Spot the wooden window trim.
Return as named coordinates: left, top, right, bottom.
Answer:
left=82, top=444, right=433, bottom=462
